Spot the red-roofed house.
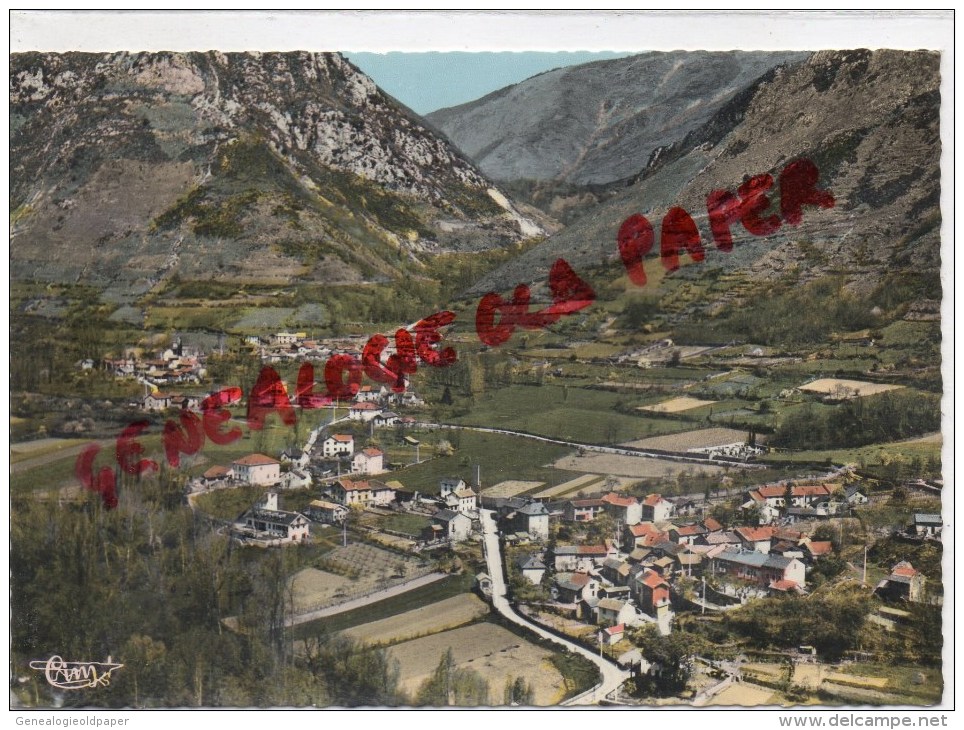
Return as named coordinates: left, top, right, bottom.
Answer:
left=348, top=402, right=382, bottom=422
left=701, top=517, right=723, bottom=533
left=598, top=623, right=625, bottom=647
left=322, top=434, right=354, bottom=458
left=232, top=454, right=281, bottom=486
left=601, top=492, right=642, bottom=525
left=552, top=544, right=611, bottom=572
left=669, top=523, right=708, bottom=545
left=875, top=561, right=926, bottom=602
left=803, top=540, right=834, bottom=560
left=768, top=579, right=802, bottom=595
left=641, top=494, right=674, bottom=522
left=632, top=569, right=671, bottom=617
left=791, top=484, right=832, bottom=507
left=735, top=526, right=775, bottom=553
left=352, top=447, right=385, bottom=475
left=564, top=499, right=607, bottom=522
left=623, top=522, right=667, bottom=551
left=202, top=465, right=232, bottom=482
left=329, top=479, right=396, bottom=507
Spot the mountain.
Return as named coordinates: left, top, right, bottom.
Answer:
left=10, top=51, right=543, bottom=299
left=468, top=50, right=941, bottom=302
left=427, top=51, right=808, bottom=186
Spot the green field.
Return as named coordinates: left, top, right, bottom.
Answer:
left=387, top=429, right=572, bottom=494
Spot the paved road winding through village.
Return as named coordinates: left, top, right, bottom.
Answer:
left=479, top=509, right=630, bottom=706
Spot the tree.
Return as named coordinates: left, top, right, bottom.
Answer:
left=416, top=648, right=489, bottom=706
left=440, top=386, right=453, bottom=405
left=503, top=676, right=534, bottom=706
left=630, top=625, right=705, bottom=697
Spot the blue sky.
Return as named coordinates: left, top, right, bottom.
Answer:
left=343, top=51, right=633, bottom=115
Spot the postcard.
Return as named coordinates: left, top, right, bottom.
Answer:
left=7, top=10, right=952, bottom=715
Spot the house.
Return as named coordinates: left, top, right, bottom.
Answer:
left=329, top=479, right=396, bottom=507
left=516, top=554, right=547, bottom=585
left=598, top=624, right=625, bottom=647
left=701, top=517, right=723, bottom=533
left=790, top=484, right=832, bottom=507
left=641, top=494, right=674, bottom=522
left=768, top=579, right=804, bottom=595
left=232, top=454, right=281, bottom=486
left=142, top=392, right=173, bottom=412
left=599, top=585, right=631, bottom=601
left=443, top=487, right=478, bottom=515
left=278, top=469, right=312, bottom=490
left=322, top=434, right=354, bottom=458
left=734, top=526, right=774, bottom=554
left=649, top=555, right=676, bottom=578
left=632, top=569, right=671, bottom=617
left=699, top=530, right=742, bottom=548
left=475, top=572, right=493, bottom=597
left=234, top=492, right=310, bottom=544
left=601, top=492, right=642, bottom=525
left=306, top=499, right=349, bottom=524
left=913, top=513, right=943, bottom=539
left=351, top=447, right=385, bottom=475
left=354, top=385, right=381, bottom=403
left=552, top=545, right=610, bottom=572
left=564, top=498, right=607, bottom=523
left=677, top=552, right=703, bottom=577
left=673, top=496, right=701, bottom=517
left=201, top=465, right=232, bottom=482
left=709, top=548, right=807, bottom=588
left=554, top=572, right=599, bottom=604
left=801, top=540, right=834, bottom=561
left=429, top=509, right=473, bottom=543
left=875, top=561, right=926, bottom=602
left=373, top=411, right=400, bottom=428
left=844, top=485, right=869, bottom=506
left=669, top=523, right=708, bottom=545
left=601, top=557, right=632, bottom=586
left=623, top=522, right=667, bottom=551
left=348, top=402, right=382, bottom=421
left=439, top=477, right=467, bottom=494
left=596, top=599, right=640, bottom=628
left=504, top=501, right=550, bottom=541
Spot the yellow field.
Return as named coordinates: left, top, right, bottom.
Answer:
left=707, top=682, right=778, bottom=706
left=388, top=622, right=567, bottom=705
left=289, top=568, right=354, bottom=613
left=482, top=480, right=545, bottom=498
left=341, top=594, right=489, bottom=646
left=799, top=378, right=903, bottom=397
left=639, top=396, right=717, bottom=413
left=530, top=473, right=605, bottom=499
left=553, top=452, right=725, bottom=479
left=623, top=427, right=763, bottom=451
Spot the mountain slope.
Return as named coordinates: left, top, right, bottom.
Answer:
left=10, top=51, right=543, bottom=298
left=469, top=50, right=941, bottom=302
left=427, top=51, right=808, bottom=186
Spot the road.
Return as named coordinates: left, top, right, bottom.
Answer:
left=479, top=508, right=630, bottom=705
left=415, top=422, right=766, bottom=470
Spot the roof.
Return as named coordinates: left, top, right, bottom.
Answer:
left=704, top=531, right=741, bottom=545
left=601, top=492, right=638, bottom=508
left=891, top=562, right=919, bottom=578
left=627, top=522, right=661, bottom=537
left=755, top=485, right=787, bottom=499
left=769, top=579, right=799, bottom=592
left=517, top=555, right=546, bottom=571
left=844, top=485, right=865, bottom=497
left=678, top=553, right=702, bottom=566
left=233, top=453, right=280, bottom=467
left=336, top=479, right=394, bottom=492
left=702, top=517, right=723, bottom=532
left=570, top=498, right=606, bottom=508
left=603, top=624, right=625, bottom=637
left=377, top=411, right=400, bottom=419
left=652, top=556, right=675, bottom=569
left=328, top=434, right=354, bottom=442
left=453, top=488, right=477, bottom=499
left=309, top=500, right=345, bottom=510
left=639, top=570, right=668, bottom=589
left=914, top=513, right=942, bottom=525
left=673, top=524, right=707, bottom=537
left=202, top=465, right=231, bottom=479
left=518, top=502, right=549, bottom=516
left=434, top=508, right=467, bottom=523
left=736, top=526, right=775, bottom=542
left=597, top=598, right=627, bottom=611
left=244, top=508, right=307, bottom=526
left=793, top=484, right=831, bottom=497
left=555, top=545, right=608, bottom=556
left=643, top=493, right=668, bottom=507
left=350, top=402, right=380, bottom=410
left=714, top=549, right=794, bottom=570
left=628, top=547, right=652, bottom=562
left=361, top=447, right=384, bottom=457
left=556, top=572, right=591, bottom=591
left=806, top=541, right=834, bottom=556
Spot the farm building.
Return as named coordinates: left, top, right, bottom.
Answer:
left=875, top=561, right=927, bottom=603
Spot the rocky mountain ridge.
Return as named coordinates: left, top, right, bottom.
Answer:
left=10, top=51, right=543, bottom=299
left=427, top=51, right=808, bottom=186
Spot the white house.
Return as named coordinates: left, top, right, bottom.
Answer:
left=305, top=499, right=349, bottom=524
left=234, top=492, right=310, bottom=544
left=351, top=447, right=385, bottom=475
left=322, top=434, right=355, bottom=458
left=641, top=494, right=674, bottom=522
left=348, top=402, right=382, bottom=422
left=601, top=492, right=642, bottom=525
left=440, top=479, right=477, bottom=514
left=373, top=411, right=400, bottom=428
left=232, top=454, right=281, bottom=486
left=596, top=598, right=643, bottom=628
left=329, top=479, right=396, bottom=507
left=430, top=509, right=473, bottom=542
